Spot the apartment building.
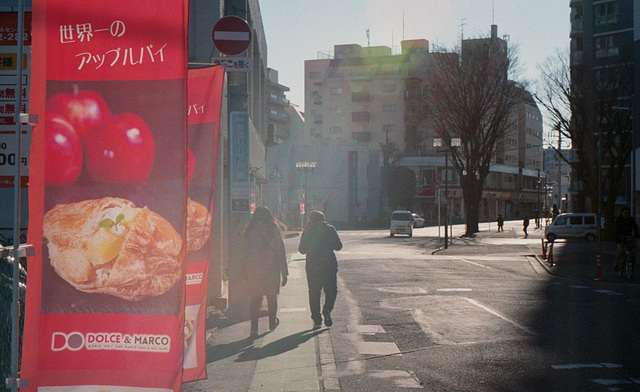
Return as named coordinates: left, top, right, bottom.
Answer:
left=298, top=28, right=544, bottom=226
left=570, top=0, right=638, bottom=212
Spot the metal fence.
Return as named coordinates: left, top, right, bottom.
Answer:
left=1, top=234, right=27, bottom=392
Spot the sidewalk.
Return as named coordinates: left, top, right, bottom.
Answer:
left=185, top=253, right=329, bottom=392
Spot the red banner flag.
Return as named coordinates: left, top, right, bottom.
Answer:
left=22, top=1, right=189, bottom=391
left=183, top=66, right=224, bottom=382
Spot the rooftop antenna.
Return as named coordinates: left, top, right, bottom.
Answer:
left=403, top=9, right=405, bottom=41
left=492, top=0, right=495, bottom=24
left=459, top=18, right=466, bottom=41
left=366, top=29, right=370, bottom=47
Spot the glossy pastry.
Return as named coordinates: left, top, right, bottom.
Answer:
left=186, top=198, right=212, bottom=252
left=43, top=197, right=183, bottom=301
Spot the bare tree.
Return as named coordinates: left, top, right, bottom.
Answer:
left=535, top=49, right=632, bottom=238
left=427, top=37, right=524, bottom=235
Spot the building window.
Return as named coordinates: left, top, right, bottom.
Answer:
left=309, top=71, right=321, bottom=79
left=329, top=106, right=342, bottom=115
left=595, top=1, right=618, bottom=25
left=330, top=126, right=342, bottom=134
left=382, top=104, right=396, bottom=113
left=382, top=84, right=397, bottom=93
left=330, top=87, right=343, bottom=95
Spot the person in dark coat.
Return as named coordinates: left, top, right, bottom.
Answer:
left=496, top=214, right=504, bottom=232
left=523, top=214, right=529, bottom=238
left=298, top=210, right=342, bottom=329
left=614, top=206, right=640, bottom=270
left=243, top=206, right=288, bottom=338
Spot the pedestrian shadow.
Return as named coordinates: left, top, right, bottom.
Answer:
left=235, top=328, right=325, bottom=362
left=205, top=335, right=256, bottom=363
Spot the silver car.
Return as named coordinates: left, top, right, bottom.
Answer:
left=411, top=213, right=425, bottom=228
left=544, top=213, right=598, bottom=242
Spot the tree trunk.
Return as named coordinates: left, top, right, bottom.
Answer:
left=465, top=201, right=480, bottom=235
left=462, top=176, right=482, bottom=235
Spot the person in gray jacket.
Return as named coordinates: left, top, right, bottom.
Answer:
left=298, top=210, right=342, bottom=329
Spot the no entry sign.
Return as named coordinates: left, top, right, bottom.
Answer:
left=212, top=16, right=251, bottom=56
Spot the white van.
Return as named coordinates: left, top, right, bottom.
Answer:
left=545, top=213, right=598, bottom=242
left=390, top=210, right=413, bottom=237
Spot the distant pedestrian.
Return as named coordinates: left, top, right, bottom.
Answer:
left=496, top=214, right=504, bottom=232
left=552, top=204, right=559, bottom=219
left=298, top=210, right=342, bottom=329
left=242, top=206, right=289, bottom=339
left=523, top=214, right=530, bottom=238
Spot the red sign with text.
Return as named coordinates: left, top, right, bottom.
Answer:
left=22, top=1, right=189, bottom=391
left=183, top=66, right=224, bottom=381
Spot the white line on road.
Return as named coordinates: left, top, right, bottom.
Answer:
left=591, top=378, right=633, bottom=386
left=458, top=258, right=492, bottom=269
left=464, top=298, right=538, bottom=336
left=437, top=288, right=472, bottom=292
left=552, top=363, right=623, bottom=370
left=595, top=290, right=624, bottom=296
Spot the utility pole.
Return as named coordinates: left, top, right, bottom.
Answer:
left=557, top=130, right=562, bottom=212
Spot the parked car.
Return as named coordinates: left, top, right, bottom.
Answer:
left=411, top=213, right=425, bottom=228
left=390, top=210, right=413, bottom=237
left=544, top=212, right=598, bottom=242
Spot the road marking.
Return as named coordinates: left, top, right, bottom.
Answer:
left=437, top=288, right=472, bottom=292
left=570, top=285, right=589, bottom=289
left=356, top=341, right=401, bottom=356
left=591, top=379, right=632, bottom=386
left=370, top=370, right=423, bottom=389
left=348, top=325, right=386, bottom=334
left=552, top=363, right=623, bottom=370
left=464, top=298, right=538, bottom=336
left=458, top=258, right=492, bottom=269
left=378, top=287, right=427, bottom=294
left=595, top=290, right=624, bottom=296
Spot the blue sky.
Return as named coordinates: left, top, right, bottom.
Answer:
left=261, top=0, right=570, bottom=112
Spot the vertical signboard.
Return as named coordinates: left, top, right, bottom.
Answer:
left=0, top=12, right=31, bottom=229
left=230, top=111, right=250, bottom=212
left=183, top=65, right=224, bottom=382
left=22, top=1, right=188, bottom=391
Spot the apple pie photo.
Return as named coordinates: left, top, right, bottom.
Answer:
left=43, top=197, right=183, bottom=302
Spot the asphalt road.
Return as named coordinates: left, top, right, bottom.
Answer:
left=186, top=221, right=640, bottom=391
left=314, top=224, right=640, bottom=391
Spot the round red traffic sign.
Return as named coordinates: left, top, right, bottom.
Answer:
left=212, top=16, right=252, bottom=56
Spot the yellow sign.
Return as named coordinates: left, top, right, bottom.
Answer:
left=0, top=53, right=28, bottom=70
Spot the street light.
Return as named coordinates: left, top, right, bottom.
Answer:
left=434, top=137, right=461, bottom=249
left=296, top=161, right=317, bottom=227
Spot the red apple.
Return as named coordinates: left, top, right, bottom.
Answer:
left=187, top=148, right=195, bottom=183
left=84, top=113, right=155, bottom=183
left=44, top=112, right=83, bottom=185
left=46, top=87, right=111, bottom=139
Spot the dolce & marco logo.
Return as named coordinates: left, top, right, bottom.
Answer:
left=52, top=331, right=171, bottom=352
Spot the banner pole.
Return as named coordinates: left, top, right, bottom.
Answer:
left=10, top=1, right=26, bottom=390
